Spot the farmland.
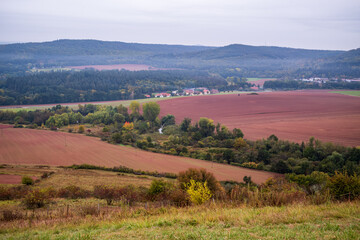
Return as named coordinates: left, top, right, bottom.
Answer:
left=0, top=126, right=279, bottom=184
left=158, top=90, right=360, bottom=146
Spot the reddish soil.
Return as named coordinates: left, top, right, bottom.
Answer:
left=68, top=64, right=162, bottom=71
left=0, top=175, right=37, bottom=184
left=0, top=127, right=278, bottom=184
left=159, top=90, right=360, bottom=146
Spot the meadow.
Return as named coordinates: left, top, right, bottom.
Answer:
left=1, top=201, right=359, bottom=239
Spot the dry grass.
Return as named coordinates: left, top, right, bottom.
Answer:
left=0, top=165, right=165, bottom=189
left=0, top=201, right=359, bottom=239
left=37, top=169, right=157, bottom=190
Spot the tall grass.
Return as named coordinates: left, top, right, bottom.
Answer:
left=1, top=201, right=359, bottom=239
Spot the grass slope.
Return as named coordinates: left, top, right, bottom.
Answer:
left=1, top=202, right=359, bottom=239
left=331, top=90, right=360, bottom=97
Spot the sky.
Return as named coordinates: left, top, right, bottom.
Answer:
left=0, top=0, right=359, bottom=50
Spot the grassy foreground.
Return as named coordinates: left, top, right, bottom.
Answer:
left=1, top=202, right=359, bottom=239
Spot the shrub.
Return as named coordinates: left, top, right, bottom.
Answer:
left=2, top=210, right=23, bottom=221
left=121, top=185, right=140, bottom=205
left=186, top=179, right=212, bottom=205
left=169, top=188, right=190, bottom=207
left=23, top=189, right=50, bottom=209
left=111, top=132, right=123, bottom=143
left=327, top=171, right=360, bottom=200
left=148, top=180, right=174, bottom=201
left=57, top=185, right=90, bottom=199
left=286, top=171, right=329, bottom=194
left=178, top=168, right=223, bottom=194
left=93, top=185, right=119, bottom=205
left=21, top=176, right=34, bottom=186
left=78, top=125, right=85, bottom=133
left=0, top=186, right=29, bottom=200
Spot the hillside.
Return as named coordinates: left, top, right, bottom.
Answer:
left=0, top=39, right=359, bottom=77
left=183, top=44, right=343, bottom=60
left=0, top=126, right=279, bottom=184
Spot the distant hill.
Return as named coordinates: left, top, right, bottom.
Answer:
left=183, top=44, right=343, bottom=60
left=0, top=39, right=212, bottom=56
left=0, top=39, right=359, bottom=77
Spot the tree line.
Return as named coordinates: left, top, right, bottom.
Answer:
left=0, top=70, right=254, bottom=106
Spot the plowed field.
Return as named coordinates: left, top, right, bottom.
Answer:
left=158, top=90, right=360, bottom=146
left=0, top=127, right=278, bottom=184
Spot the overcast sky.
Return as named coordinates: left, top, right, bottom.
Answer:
left=0, top=0, right=359, bottom=50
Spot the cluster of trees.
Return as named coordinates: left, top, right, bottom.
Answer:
left=0, top=70, right=250, bottom=106
left=263, top=80, right=360, bottom=90
left=1, top=102, right=359, bottom=177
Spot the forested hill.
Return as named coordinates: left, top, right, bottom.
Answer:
left=0, top=39, right=359, bottom=77
left=182, top=44, right=343, bottom=60
left=0, top=39, right=212, bottom=56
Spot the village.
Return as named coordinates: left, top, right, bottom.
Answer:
left=149, top=87, right=220, bottom=98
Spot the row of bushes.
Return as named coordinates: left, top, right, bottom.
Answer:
left=2, top=169, right=359, bottom=210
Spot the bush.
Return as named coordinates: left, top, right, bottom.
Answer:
left=178, top=168, right=223, bottom=194
left=23, top=189, right=50, bottom=209
left=2, top=210, right=23, bottom=221
left=21, top=176, right=34, bottom=185
left=93, top=185, right=119, bottom=205
left=186, top=179, right=212, bottom=205
left=327, top=171, right=360, bottom=200
left=148, top=180, right=174, bottom=201
left=169, top=188, right=190, bottom=207
left=78, top=125, right=85, bottom=133
left=57, top=185, right=90, bottom=199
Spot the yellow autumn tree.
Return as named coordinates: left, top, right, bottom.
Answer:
left=123, top=121, right=134, bottom=131
left=186, top=179, right=212, bottom=205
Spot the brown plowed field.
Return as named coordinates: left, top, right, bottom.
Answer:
left=0, top=127, right=278, bottom=184
left=158, top=90, right=360, bottom=146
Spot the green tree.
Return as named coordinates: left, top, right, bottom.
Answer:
left=129, top=101, right=140, bottom=115
left=198, top=117, right=215, bottom=138
left=143, top=102, right=160, bottom=122
left=180, top=118, right=191, bottom=132
left=161, top=114, right=175, bottom=126
left=113, top=113, right=125, bottom=123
